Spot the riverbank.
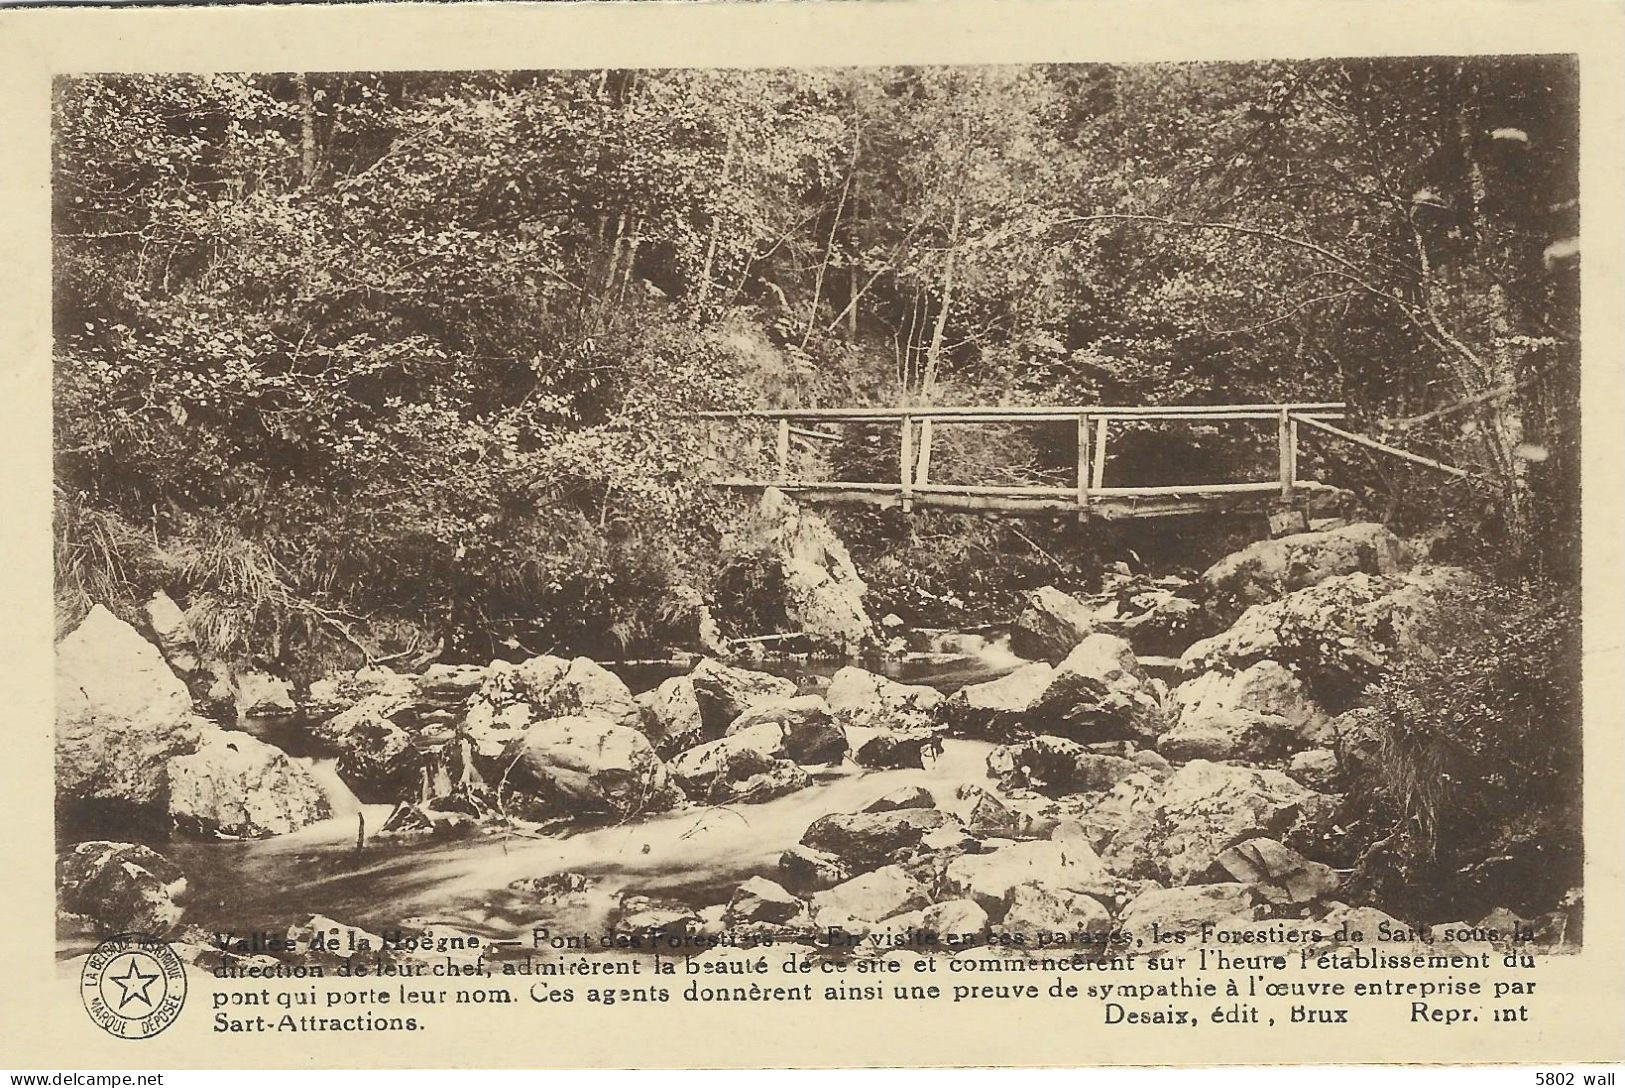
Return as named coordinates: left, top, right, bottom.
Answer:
left=54, top=515, right=1583, bottom=974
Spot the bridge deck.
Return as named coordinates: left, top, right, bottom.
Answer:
left=712, top=477, right=1345, bottom=519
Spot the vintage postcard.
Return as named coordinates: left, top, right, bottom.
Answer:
left=1, top=0, right=1621, bottom=1070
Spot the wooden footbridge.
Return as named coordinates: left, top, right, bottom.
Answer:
left=695, top=402, right=1476, bottom=520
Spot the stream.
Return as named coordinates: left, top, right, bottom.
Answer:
left=64, top=632, right=1023, bottom=955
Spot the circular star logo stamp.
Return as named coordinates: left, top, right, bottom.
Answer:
left=80, top=934, right=187, bottom=1039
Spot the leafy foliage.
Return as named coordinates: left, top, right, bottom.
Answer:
left=1341, top=581, right=1582, bottom=920
left=53, top=61, right=1580, bottom=668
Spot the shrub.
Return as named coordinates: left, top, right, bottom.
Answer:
left=1340, top=577, right=1581, bottom=921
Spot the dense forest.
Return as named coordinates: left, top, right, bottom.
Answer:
left=54, top=59, right=1579, bottom=668
left=52, top=58, right=1587, bottom=944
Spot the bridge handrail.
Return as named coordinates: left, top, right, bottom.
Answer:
left=691, top=401, right=1345, bottom=422
left=692, top=399, right=1486, bottom=518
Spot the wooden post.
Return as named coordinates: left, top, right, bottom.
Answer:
left=1076, top=413, right=1092, bottom=522
left=1278, top=408, right=1296, bottom=499
left=1289, top=415, right=1300, bottom=491
left=899, top=415, right=914, bottom=513
left=915, top=419, right=934, bottom=487
left=776, top=417, right=790, bottom=482
left=1091, top=418, right=1109, bottom=490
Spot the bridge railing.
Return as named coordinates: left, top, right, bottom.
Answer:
left=693, top=402, right=1348, bottom=516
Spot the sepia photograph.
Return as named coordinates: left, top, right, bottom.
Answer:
left=49, top=57, right=1585, bottom=979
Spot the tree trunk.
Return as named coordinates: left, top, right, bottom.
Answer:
left=920, top=193, right=962, bottom=401
left=694, top=132, right=737, bottom=318
left=802, top=125, right=861, bottom=347
left=620, top=216, right=644, bottom=299
left=294, top=73, right=318, bottom=186
left=1455, top=75, right=1530, bottom=551
left=604, top=211, right=626, bottom=291
left=847, top=264, right=860, bottom=340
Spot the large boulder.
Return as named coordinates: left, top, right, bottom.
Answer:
left=778, top=845, right=851, bottom=892
left=317, top=695, right=421, bottom=803
left=635, top=675, right=707, bottom=756
left=987, top=736, right=1142, bottom=795
left=865, top=786, right=937, bottom=813
left=416, top=663, right=489, bottom=700
left=955, top=785, right=1048, bottom=839
left=542, top=658, right=643, bottom=731
left=56, top=605, right=204, bottom=808
left=801, top=808, right=963, bottom=873
left=876, top=899, right=989, bottom=945
left=827, top=666, right=946, bottom=769
left=688, top=659, right=797, bottom=732
left=58, top=841, right=188, bottom=937
left=720, top=759, right=812, bottom=804
left=1071, top=772, right=1165, bottom=850
left=455, top=656, right=643, bottom=772
left=667, top=721, right=810, bottom=804
left=1105, top=760, right=1322, bottom=885
left=1206, top=838, right=1339, bottom=906
left=507, top=715, right=670, bottom=818
left=306, top=666, right=417, bottom=719
left=315, top=691, right=414, bottom=748
left=811, top=866, right=929, bottom=925
left=727, top=695, right=846, bottom=765
left=941, top=662, right=1055, bottom=739
left=1039, top=634, right=1165, bottom=741
left=942, top=838, right=1112, bottom=917
left=1160, top=660, right=1330, bottom=761
left=1201, top=522, right=1412, bottom=624
left=458, top=697, right=534, bottom=764
left=338, top=721, right=423, bottom=805
left=1118, top=883, right=1260, bottom=938
left=848, top=728, right=944, bottom=770
left=1011, top=586, right=1096, bottom=661
left=1117, top=595, right=1207, bottom=657
left=233, top=670, right=296, bottom=720
left=720, top=487, right=875, bottom=650
left=166, top=730, right=331, bottom=838
left=826, top=666, right=943, bottom=732
left=497, top=656, right=643, bottom=732
left=465, top=654, right=642, bottom=733
left=141, top=592, right=200, bottom=675
left=1287, top=747, right=1341, bottom=791
left=995, top=883, right=1114, bottom=950
left=1180, top=567, right=1471, bottom=689
left=726, top=877, right=805, bottom=927
left=668, top=722, right=785, bottom=794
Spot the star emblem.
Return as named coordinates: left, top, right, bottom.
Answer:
left=107, top=956, right=160, bottom=1010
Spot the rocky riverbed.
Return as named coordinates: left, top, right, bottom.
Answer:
left=54, top=513, right=1581, bottom=973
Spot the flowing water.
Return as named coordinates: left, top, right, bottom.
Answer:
left=68, top=632, right=1023, bottom=952
left=163, top=738, right=998, bottom=949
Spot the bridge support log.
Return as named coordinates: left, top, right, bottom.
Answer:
left=1278, top=408, right=1296, bottom=500
left=899, top=415, right=914, bottom=512
left=1076, top=414, right=1091, bottom=523
left=1092, top=418, right=1109, bottom=490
